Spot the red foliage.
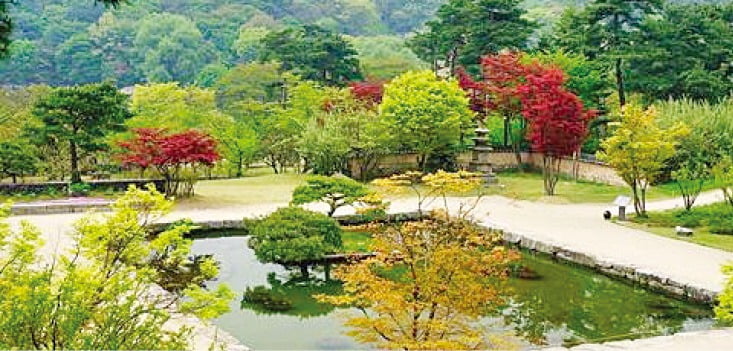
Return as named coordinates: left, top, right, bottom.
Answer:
left=517, top=69, right=596, bottom=157
left=349, top=81, right=385, bottom=106
left=119, top=128, right=220, bottom=170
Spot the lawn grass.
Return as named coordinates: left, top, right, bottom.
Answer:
left=621, top=222, right=733, bottom=252
left=482, top=171, right=717, bottom=204
left=178, top=168, right=307, bottom=209
left=621, top=202, right=733, bottom=252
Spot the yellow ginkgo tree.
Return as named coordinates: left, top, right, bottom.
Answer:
left=597, top=104, right=688, bottom=217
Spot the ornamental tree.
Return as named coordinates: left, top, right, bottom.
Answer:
left=292, top=176, right=372, bottom=217
left=518, top=68, right=596, bottom=196
left=247, top=207, right=343, bottom=278
left=29, top=82, right=132, bottom=183
left=597, top=105, right=688, bottom=216
left=380, top=70, right=474, bottom=171
left=318, top=214, right=519, bottom=350
left=118, top=128, right=220, bottom=197
left=349, top=81, right=385, bottom=107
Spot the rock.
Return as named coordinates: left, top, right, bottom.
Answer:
left=676, top=226, right=694, bottom=236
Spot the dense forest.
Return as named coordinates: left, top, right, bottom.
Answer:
left=0, top=0, right=721, bottom=87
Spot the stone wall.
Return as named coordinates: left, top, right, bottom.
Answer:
left=351, top=151, right=626, bottom=186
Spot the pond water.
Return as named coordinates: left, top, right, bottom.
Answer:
left=192, top=235, right=714, bottom=350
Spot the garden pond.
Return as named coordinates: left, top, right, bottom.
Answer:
left=191, top=233, right=714, bottom=350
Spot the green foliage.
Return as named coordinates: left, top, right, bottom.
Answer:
left=0, top=185, right=235, bottom=350
left=0, top=140, right=38, bottom=183
left=129, top=82, right=231, bottom=132
left=28, top=82, right=132, bottom=183
left=716, top=263, right=733, bottom=325
left=69, top=182, right=92, bottom=196
left=380, top=70, right=474, bottom=170
left=212, top=116, right=260, bottom=178
left=713, top=158, right=733, bottom=208
left=247, top=206, right=343, bottom=271
left=597, top=104, right=688, bottom=216
left=350, top=35, right=428, bottom=79
left=291, top=175, right=371, bottom=216
left=628, top=3, right=733, bottom=101
left=298, top=91, right=393, bottom=177
left=408, top=0, right=536, bottom=75
left=214, top=63, right=286, bottom=109
left=134, top=13, right=217, bottom=84
left=260, top=25, right=363, bottom=86
left=632, top=202, right=733, bottom=235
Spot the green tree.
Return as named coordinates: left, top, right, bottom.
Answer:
left=134, top=13, right=217, bottom=84
left=291, top=175, right=372, bottom=217
left=0, top=140, right=38, bottom=183
left=0, top=185, right=235, bottom=350
left=380, top=70, right=474, bottom=171
left=248, top=206, right=343, bottom=277
left=129, top=83, right=231, bottom=132
left=350, top=35, right=428, bottom=80
left=597, top=104, right=688, bottom=217
left=29, top=82, right=132, bottom=183
left=627, top=3, right=733, bottom=101
left=213, top=117, right=260, bottom=178
left=260, top=25, right=362, bottom=86
left=214, top=62, right=285, bottom=109
left=552, top=0, right=662, bottom=106
left=408, top=0, right=536, bottom=75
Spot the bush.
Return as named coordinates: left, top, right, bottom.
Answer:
left=247, top=207, right=343, bottom=276
left=69, top=182, right=91, bottom=196
left=633, top=202, right=733, bottom=234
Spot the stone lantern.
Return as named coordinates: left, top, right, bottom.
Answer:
left=469, top=128, right=496, bottom=184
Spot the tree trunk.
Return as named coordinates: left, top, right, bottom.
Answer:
left=324, top=263, right=331, bottom=281
left=300, top=264, right=309, bottom=278
left=11, top=174, right=17, bottom=184
left=615, top=58, right=626, bottom=107
left=69, top=140, right=81, bottom=184
left=236, top=155, right=244, bottom=178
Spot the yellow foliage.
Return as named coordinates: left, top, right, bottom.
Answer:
left=318, top=215, right=519, bottom=350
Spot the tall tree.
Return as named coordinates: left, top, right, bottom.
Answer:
left=552, top=0, right=662, bottom=106
left=259, top=25, right=362, bottom=86
left=380, top=70, right=474, bottom=171
left=29, top=82, right=132, bottom=183
left=408, top=0, right=536, bottom=76
left=628, top=3, right=733, bottom=101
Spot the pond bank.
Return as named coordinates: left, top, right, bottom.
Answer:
left=165, top=211, right=717, bottom=304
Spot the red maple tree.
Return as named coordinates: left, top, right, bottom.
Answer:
left=349, top=81, right=385, bottom=107
left=119, top=128, right=220, bottom=196
left=517, top=68, right=596, bottom=195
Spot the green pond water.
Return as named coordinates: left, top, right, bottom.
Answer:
left=192, top=235, right=714, bottom=350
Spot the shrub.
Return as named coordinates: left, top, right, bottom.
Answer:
left=247, top=207, right=343, bottom=277
left=69, top=182, right=91, bottom=196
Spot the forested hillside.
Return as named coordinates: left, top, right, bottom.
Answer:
left=0, top=0, right=724, bottom=86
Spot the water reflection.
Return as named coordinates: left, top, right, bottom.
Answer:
left=241, top=272, right=343, bottom=318
left=192, top=236, right=713, bottom=350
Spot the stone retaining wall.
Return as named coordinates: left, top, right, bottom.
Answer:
left=352, top=152, right=626, bottom=186
left=500, top=227, right=716, bottom=304
left=162, top=212, right=716, bottom=304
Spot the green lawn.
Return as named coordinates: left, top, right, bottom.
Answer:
left=183, top=168, right=709, bottom=209
left=622, top=202, right=733, bottom=252
left=178, top=168, right=307, bottom=209
left=621, top=222, right=733, bottom=252
left=482, top=171, right=718, bottom=204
